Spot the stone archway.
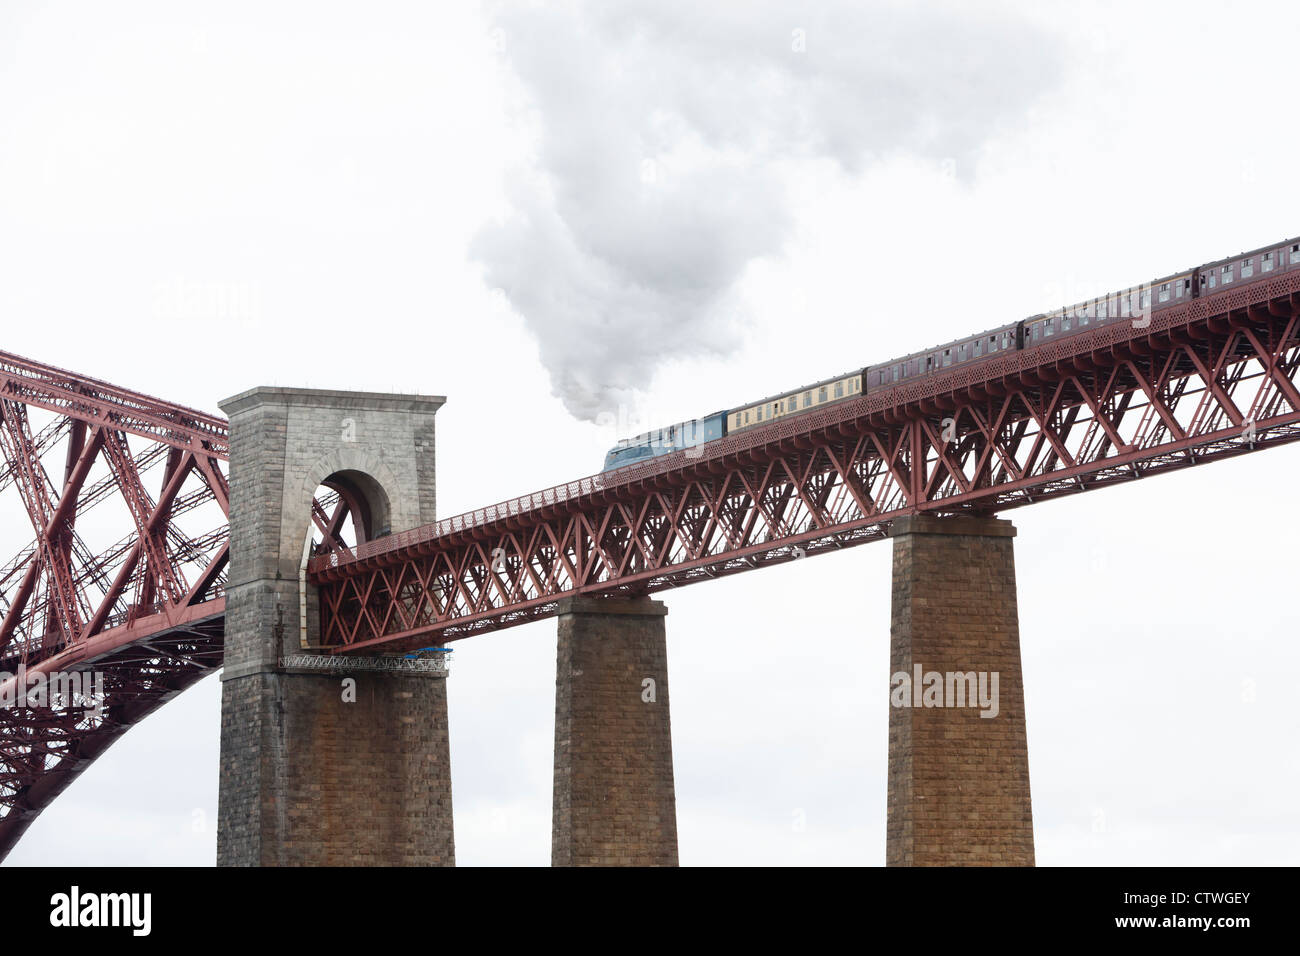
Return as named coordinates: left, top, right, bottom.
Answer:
left=217, top=386, right=451, bottom=867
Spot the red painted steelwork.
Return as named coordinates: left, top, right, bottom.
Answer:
left=0, top=352, right=230, bottom=859
left=311, top=271, right=1300, bottom=653
left=5, top=243, right=1300, bottom=861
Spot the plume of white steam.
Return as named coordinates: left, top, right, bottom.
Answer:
left=474, top=0, right=1064, bottom=422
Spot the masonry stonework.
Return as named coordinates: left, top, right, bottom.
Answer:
left=886, top=515, right=1035, bottom=866
left=216, top=387, right=453, bottom=867
left=552, top=597, right=678, bottom=866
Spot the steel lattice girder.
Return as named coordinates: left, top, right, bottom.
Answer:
left=310, top=272, right=1300, bottom=655
left=4, top=265, right=1300, bottom=860
left=0, top=350, right=231, bottom=860
left=0, top=609, right=224, bottom=856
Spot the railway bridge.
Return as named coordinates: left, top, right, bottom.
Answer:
left=2, top=264, right=1298, bottom=865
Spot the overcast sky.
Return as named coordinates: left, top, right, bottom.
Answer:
left=2, top=0, right=1299, bottom=866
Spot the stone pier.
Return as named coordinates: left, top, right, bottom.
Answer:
left=216, top=387, right=454, bottom=866
left=552, top=597, right=678, bottom=866
left=886, top=515, right=1035, bottom=866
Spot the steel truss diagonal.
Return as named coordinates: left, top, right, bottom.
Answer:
left=5, top=258, right=1300, bottom=861
left=310, top=272, right=1300, bottom=654
left=0, top=352, right=231, bottom=858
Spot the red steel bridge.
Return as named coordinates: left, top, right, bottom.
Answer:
left=4, top=263, right=1300, bottom=858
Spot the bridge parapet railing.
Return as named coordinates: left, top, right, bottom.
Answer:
left=309, top=270, right=1300, bottom=575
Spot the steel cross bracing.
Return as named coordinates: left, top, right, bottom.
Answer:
left=4, top=260, right=1300, bottom=860
left=311, top=271, right=1300, bottom=655
left=0, top=351, right=231, bottom=858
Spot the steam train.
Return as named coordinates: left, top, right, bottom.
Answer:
left=602, top=234, right=1300, bottom=471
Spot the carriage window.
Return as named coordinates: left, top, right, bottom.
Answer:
left=1179, top=278, right=1189, bottom=297
left=804, top=392, right=812, bottom=407
left=834, top=382, right=844, bottom=398
left=894, top=365, right=902, bottom=381
left=756, top=406, right=763, bottom=421
left=1140, top=289, right=1151, bottom=308
left=1062, top=315, right=1072, bottom=331
left=1207, top=272, right=1216, bottom=288
left=819, top=386, right=828, bottom=401
left=1241, top=258, right=1253, bottom=278
left=1158, top=282, right=1170, bottom=303
left=1292, top=244, right=1300, bottom=264
left=1222, top=265, right=1233, bottom=284
left=942, top=349, right=952, bottom=367
left=1263, top=252, right=1275, bottom=271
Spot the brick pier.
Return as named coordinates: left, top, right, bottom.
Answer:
left=886, top=515, right=1035, bottom=866
left=552, top=597, right=678, bottom=866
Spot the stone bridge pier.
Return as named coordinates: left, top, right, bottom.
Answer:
left=887, top=515, right=1035, bottom=866
left=552, top=597, right=678, bottom=866
left=216, top=387, right=453, bottom=867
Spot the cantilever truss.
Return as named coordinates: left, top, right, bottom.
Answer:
left=311, top=271, right=1300, bottom=654
left=0, top=352, right=231, bottom=858
left=0, top=353, right=365, bottom=860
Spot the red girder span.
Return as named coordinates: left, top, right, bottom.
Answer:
left=3, top=258, right=1300, bottom=861
left=310, top=271, right=1300, bottom=655
left=0, top=349, right=230, bottom=861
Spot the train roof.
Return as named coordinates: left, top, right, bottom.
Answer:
left=1043, top=233, right=1300, bottom=317
left=887, top=233, right=1300, bottom=365
left=732, top=367, right=865, bottom=412
left=873, top=320, right=1022, bottom=371
left=614, top=232, right=1300, bottom=449
left=616, top=408, right=728, bottom=447
left=1194, top=233, right=1300, bottom=274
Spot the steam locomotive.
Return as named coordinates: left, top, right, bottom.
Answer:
left=603, top=234, right=1300, bottom=471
